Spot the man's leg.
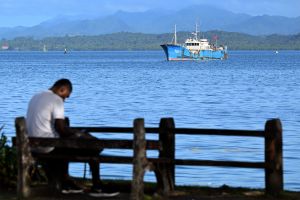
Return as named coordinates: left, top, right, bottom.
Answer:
left=42, top=159, right=65, bottom=190
left=56, top=147, right=102, bottom=189
left=89, top=159, right=101, bottom=189
left=86, top=149, right=102, bottom=189
left=48, top=148, right=83, bottom=194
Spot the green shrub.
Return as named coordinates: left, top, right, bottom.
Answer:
left=0, top=126, right=17, bottom=188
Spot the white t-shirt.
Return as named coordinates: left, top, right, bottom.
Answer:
left=26, top=90, right=65, bottom=152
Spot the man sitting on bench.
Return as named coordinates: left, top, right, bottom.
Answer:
left=26, top=78, right=107, bottom=195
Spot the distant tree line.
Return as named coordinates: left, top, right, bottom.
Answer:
left=1, top=31, right=300, bottom=51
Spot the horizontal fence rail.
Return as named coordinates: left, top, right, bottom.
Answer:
left=174, top=128, right=265, bottom=137
left=72, top=127, right=265, bottom=137
left=174, top=159, right=266, bottom=169
left=28, top=138, right=161, bottom=150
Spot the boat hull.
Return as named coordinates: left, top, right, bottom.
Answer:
left=161, top=44, right=227, bottom=61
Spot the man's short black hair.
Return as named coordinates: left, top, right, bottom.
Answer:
left=52, top=79, right=72, bottom=92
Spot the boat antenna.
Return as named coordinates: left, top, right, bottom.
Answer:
left=195, top=23, right=198, bottom=40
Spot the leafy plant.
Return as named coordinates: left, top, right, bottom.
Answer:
left=0, top=126, right=17, bottom=188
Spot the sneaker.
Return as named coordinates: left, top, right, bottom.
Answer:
left=90, top=186, right=102, bottom=193
left=88, top=191, right=120, bottom=198
left=61, top=180, right=84, bottom=194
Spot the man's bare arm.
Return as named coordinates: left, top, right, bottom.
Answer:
left=54, top=119, right=75, bottom=138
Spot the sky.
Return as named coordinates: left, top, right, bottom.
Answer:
left=0, top=0, right=300, bottom=27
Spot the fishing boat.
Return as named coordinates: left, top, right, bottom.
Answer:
left=161, top=24, right=228, bottom=61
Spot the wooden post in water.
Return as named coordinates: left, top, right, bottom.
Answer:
left=155, top=118, right=175, bottom=195
left=131, top=118, right=147, bottom=200
left=15, top=117, right=33, bottom=199
left=265, top=119, right=283, bottom=196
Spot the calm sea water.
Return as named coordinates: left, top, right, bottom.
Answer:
left=0, top=50, right=299, bottom=191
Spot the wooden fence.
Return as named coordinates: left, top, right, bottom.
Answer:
left=15, top=117, right=283, bottom=199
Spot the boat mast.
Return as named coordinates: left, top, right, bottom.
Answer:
left=192, top=23, right=199, bottom=40
left=174, top=24, right=177, bottom=45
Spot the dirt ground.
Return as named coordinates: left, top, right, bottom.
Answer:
left=1, top=181, right=300, bottom=200
left=1, top=189, right=300, bottom=200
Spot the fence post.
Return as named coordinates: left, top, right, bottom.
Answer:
left=155, top=118, right=175, bottom=195
left=265, top=118, right=283, bottom=196
left=65, top=117, right=70, bottom=127
left=131, top=118, right=147, bottom=200
left=15, top=117, right=34, bottom=199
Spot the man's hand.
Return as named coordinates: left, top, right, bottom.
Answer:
left=55, top=119, right=97, bottom=139
left=71, top=130, right=97, bottom=139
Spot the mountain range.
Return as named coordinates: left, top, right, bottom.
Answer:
left=1, top=5, right=300, bottom=39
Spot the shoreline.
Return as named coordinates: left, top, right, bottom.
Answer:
left=1, top=49, right=300, bottom=52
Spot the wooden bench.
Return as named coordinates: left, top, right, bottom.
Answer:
left=15, top=117, right=175, bottom=200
